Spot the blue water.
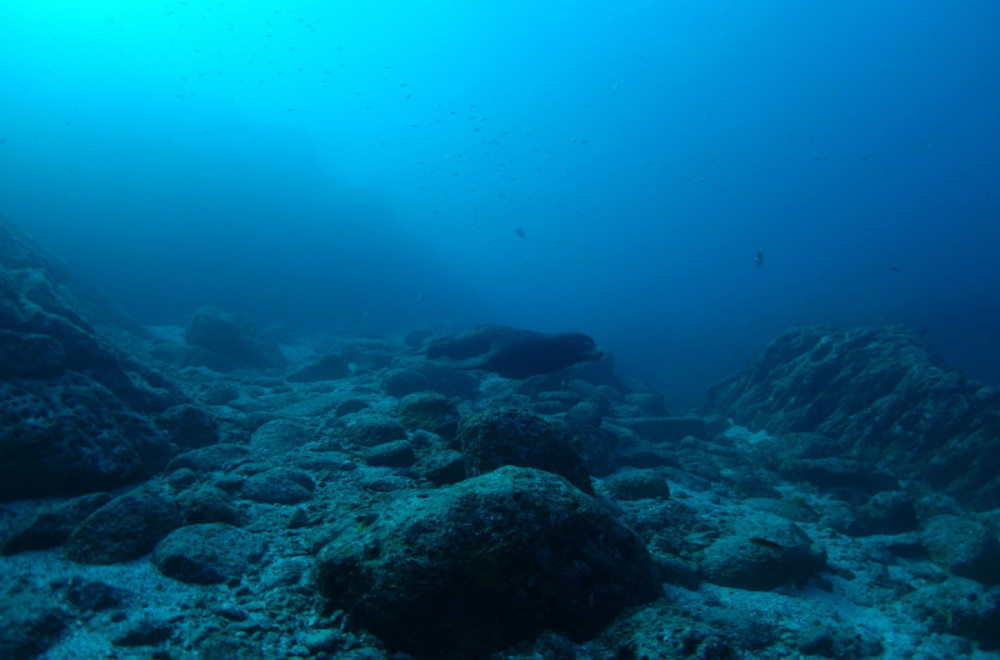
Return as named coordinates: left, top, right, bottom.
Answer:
left=2, top=0, right=998, bottom=397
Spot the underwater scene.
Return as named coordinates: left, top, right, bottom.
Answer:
left=2, top=1, right=1000, bottom=658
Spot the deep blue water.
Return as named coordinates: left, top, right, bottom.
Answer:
left=2, top=0, right=998, bottom=398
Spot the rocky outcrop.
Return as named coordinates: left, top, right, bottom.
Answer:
left=707, top=325, right=1000, bottom=509
left=0, top=217, right=182, bottom=501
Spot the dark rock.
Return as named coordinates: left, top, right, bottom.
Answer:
left=111, top=617, right=174, bottom=646
left=0, top=378, right=173, bottom=502
left=752, top=432, right=900, bottom=497
left=334, top=398, right=371, bottom=416
left=707, top=325, right=1000, bottom=509
left=923, top=515, right=1000, bottom=585
left=165, top=443, right=248, bottom=474
left=407, top=359, right=481, bottom=398
left=411, top=450, right=466, bottom=485
left=152, top=523, right=265, bottom=584
left=460, top=407, right=593, bottom=495
left=422, top=325, right=604, bottom=379
left=700, top=517, right=826, bottom=591
left=396, top=391, right=460, bottom=439
left=201, top=381, right=239, bottom=405
left=2, top=492, right=111, bottom=555
left=183, top=306, right=285, bottom=370
left=904, top=578, right=1000, bottom=649
left=602, top=470, right=671, bottom=501
left=340, top=337, right=401, bottom=369
left=157, top=403, right=220, bottom=449
left=380, top=367, right=431, bottom=398
left=0, top=595, right=67, bottom=659
left=845, top=491, right=919, bottom=537
left=342, top=412, right=407, bottom=447
left=287, top=354, right=350, bottom=382
left=65, top=577, right=124, bottom=612
left=566, top=399, right=606, bottom=427
left=64, top=487, right=183, bottom=564
left=364, top=439, right=416, bottom=467
left=175, top=344, right=238, bottom=371
left=178, top=484, right=240, bottom=525
left=314, top=466, right=659, bottom=659
left=249, top=419, right=309, bottom=453
left=0, top=329, right=66, bottom=379
left=241, top=467, right=315, bottom=504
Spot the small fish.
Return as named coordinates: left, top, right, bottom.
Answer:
left=755, top=248, right=765, bottom=268
left=515, top=227, right=526, bottom=239
left=748, top=537, right=784, bottom=550
left=609, top=80, right=623, bottom=96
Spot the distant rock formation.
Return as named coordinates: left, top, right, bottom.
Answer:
left=181, top=305, right=286, bottom=371
left=706, top=325, right=1000, bottom=510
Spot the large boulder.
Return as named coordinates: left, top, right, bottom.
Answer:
left=314, top=466, right=659, bottom=659
left=707, top=326, right=1000, bottom=509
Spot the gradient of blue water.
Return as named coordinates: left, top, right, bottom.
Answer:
left=2, top=1, right=998, bottom=396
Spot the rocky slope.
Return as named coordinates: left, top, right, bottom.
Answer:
left=2, top=219, right=1000, bottom=659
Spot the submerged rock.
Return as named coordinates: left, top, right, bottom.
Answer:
left=0, top=220, right=182, bottom=501
left=314, top=466, right=659, bottom=659
left=707, top=325, right=1000, bottom=509
left=460, top=407, right=593, bottom=494
left=183, top=306, right=285, bottom=370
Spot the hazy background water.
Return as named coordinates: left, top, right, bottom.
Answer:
left=2, top=0, right=998, bottom=400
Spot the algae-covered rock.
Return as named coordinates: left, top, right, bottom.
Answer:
left=314, top=466, right=659, bottom=659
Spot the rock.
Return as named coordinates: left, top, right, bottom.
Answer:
left=0, top=379, right=173, bottom=502
left=0, top=594, right=67, bottom=659
left=177, top=484, right=240, bottom=525
left=602, top=470, right=671, bottom=501
left=844, top=491, right=919, bottom=537
left=64, top=577, right=124, bottom=612
left=363, top=439, right=415, bottom=467
left=286, top=354, right=350, bottom=382
left=700, top=516, right=826, bottom=591
left=380, top=367, right=431, bottom=398
left=923, top=515, right=1000, bottom=585
left=396, top=391, right=460, bottom=439
left=156, top=403, right=220, bottom=449
left=460, top=407, right=593, bottom=495
left=0, top=221, right=183, bottom=502
left=2, top=493, right=111, bottom=555
left=65, top=487, right=183, bottom=564
left=183, top=306, right=285, bottom=370
left=249, top=419, right=310, bottom=453
left=165, top=443, right=248, bottom=474
left=152, top=523, right=265, bottom=584
left=411, top=450, right=466, bottom=485
left=314, top=466, right=659, bottom=659
left=241, top=467, right=316, bottom=505
left=340, top=337, right=401, bottom=369
left=707, top=325, right=1000, bottom=509
left=111, top=617, right=174, bottom=647
left=342, top=412, right=407, bottom=447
